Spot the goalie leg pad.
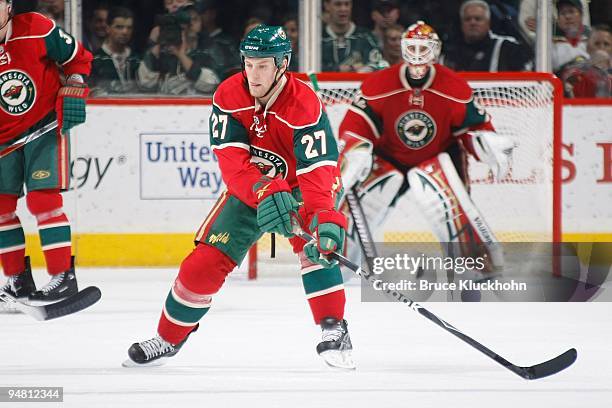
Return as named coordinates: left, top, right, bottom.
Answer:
left=407, top=153, right=503, bottom=268
left=159, top=244, right=235, bottom=344
left=342, top=157, right=404, bottom=272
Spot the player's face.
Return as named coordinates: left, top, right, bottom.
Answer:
left=326, top=0, right=352, bottom=26
left=0, top=0, right=10, bottom=30
left=108, top=17, right=133, bottom=47
left=461, top=4, right=490, bottom=43
left=244, top=57, right=280, bottom=98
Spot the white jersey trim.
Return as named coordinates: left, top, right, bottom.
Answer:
left=268, top=98, right=323, bottom=130
left=6, top=14, right=56, bottom=42
left=296, top=160, right=337, bottom=176
left=63, top=37, right=80, bottom=65
left=211, top=142, right=250, bottom=151
left=212, top=98, right=255, bottom=114
left=347, top=105, right=381, bottom=139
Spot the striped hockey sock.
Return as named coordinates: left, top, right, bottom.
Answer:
left=37, top=213, right=72, bottom=275
left=0, top=214, right=26, bottom=276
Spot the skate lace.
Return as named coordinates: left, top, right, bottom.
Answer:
left=140, top=336, right=174, bottom=359
left=40, top=273, right=65, bottom=294
left=322, top=322, right=344, bottom=342
left=2, top=276, right=18, bottom=293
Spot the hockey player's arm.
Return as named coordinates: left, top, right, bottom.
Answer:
left=43, top=23, right=92, bottom=132
left=454, top=99, right=515, bottom=180
left=338, top=94, right=381, bottom=189
left=209, top=106, right=280, bottom=208
left=294, top=115, right=343, bottom=219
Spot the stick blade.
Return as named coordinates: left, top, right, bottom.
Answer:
left=518, top=348, right=577, bottom=380
left=43, top=286, right=102, bottom=320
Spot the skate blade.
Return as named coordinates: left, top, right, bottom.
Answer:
left=121, top=357, right=169, bottom=368
left=319, top=350, right=356, bottom=371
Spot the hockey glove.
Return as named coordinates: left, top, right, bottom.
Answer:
left=255, top=177, right=299, bottom=238
left=469, top=132, right=515, bottom=181
left=56, top=74, right=89, bottom=133
left=304, top=210, right=347, bottom=268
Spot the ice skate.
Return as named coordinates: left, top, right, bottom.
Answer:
left=316, top=317, right=356, bottom=370
left=0, top=257, right=36, bottom=313
left=123, top=324, right=199, bottom=367
left=29, top=257, right=78, bottom=302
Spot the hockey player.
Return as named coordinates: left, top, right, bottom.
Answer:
left=125, top=25, right=354, bottom=370
left=0, top=0, right=92, bottom=307
left=339, top=21, right=514, bottom=279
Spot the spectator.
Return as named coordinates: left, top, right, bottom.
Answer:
left=321, top=0, right=386, bottom=72
left=282, top=13, right=299, bottom=71
left=370, top=0, right=400, bottom=49
left=37, top=0, right=64, bottom=24
left=519, top=0, right=590, bottom=45
left=196, top=0, right=240, bottom=78
left=552, top=0, right=590, bottom=72
left=381, top=23, right=404, bottom=66
left=587, top=24, right=612, bottom=62
left=83, top=2, right=109, bottom=53
left=91, top=7, right=141, bottom=95
left=560, top=57, right=611, bottom=98
left=149, top=0, right=193, bottom=45
left=137, top=4, right=221, bottom=95
left=441, top=0, right=532, bottom=71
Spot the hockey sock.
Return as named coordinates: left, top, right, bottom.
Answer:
left=158, top=244, right=236, bottom=345
left=0, top=194, right=25, bottom=276
left=27, top=191, right=71, bottom=275
left=300, top=252, right=345, bottom=324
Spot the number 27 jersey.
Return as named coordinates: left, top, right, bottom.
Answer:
left=210, top=72, right=342, bottom=216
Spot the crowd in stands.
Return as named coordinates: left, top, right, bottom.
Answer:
left=15, top=0, right=611, bottom=98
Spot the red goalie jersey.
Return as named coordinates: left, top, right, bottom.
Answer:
left=339, top=63, right=494, bottom=171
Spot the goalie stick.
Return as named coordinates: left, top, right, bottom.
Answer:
left=294, top=223, right=576, bottom=380
left=0, top=120, right=59, bottom=159
left=0, top=286, right=101, bottom=321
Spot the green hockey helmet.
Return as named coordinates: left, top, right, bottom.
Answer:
left=240, top=24, right=292, bottom=69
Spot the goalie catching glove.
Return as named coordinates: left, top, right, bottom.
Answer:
left=304, top=210, right=347, bottom=268
left=466, top=131, right=516, bottom=181
left=56, top=74, right=89, bottom=133
left=339, top=136, right=374, bottom=190
left=254, top=176, right=299, bottom=238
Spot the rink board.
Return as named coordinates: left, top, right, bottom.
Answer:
left=13, top=102, right=612, bottom=267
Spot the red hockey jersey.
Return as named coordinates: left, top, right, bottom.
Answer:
left=0, top=13, right=92, bottom=144
left=339, top=63, right=494, bottom=169
left=211, top=72, right=342, bottom=219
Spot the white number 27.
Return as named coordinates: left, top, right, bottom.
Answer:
left=211, top=113, right=228, bottom=139
left=301, top=130, right=327, bottom=159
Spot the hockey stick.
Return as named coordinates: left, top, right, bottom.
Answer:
left=0, top=286, right=101, bottom=321
left=295, top=225, right=577, bottom=380
left=0, top=120, right=59, bottom=159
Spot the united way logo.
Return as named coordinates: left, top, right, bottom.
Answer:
left=0, top=70, right=36, bottom=115
left=250, top=146, right=288, bottom=179
left=395, top=110, right=436, bottom=149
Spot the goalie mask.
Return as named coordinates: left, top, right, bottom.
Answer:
left=401, top=21, right=441, bottom=80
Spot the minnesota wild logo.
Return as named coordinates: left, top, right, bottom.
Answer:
left=0, top=70, right=36, bottom=115
left=395, top=110, right=436, bottom=149
left=250, top=146, right=288, bottom=179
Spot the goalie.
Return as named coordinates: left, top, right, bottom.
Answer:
left=338, top=21, right=514, bottom=280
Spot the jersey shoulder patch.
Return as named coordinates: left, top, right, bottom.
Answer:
left=360, top=63, right=406, bottom=99
left=270, top=74, right=322, bottom=129
left=427, top=64, right=473, bottom=103
left=212, top=73, right=254, bottom=113
left=9, top=13, right=55, bottom=41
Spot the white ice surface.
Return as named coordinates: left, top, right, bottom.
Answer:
left=1, top=268, right=611, bottom=408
